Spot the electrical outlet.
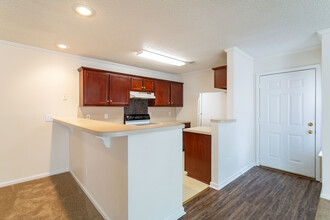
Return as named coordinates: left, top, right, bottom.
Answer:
left=104, top=113, right=109, bottom=119
left=168, top=111, right=172, bottom=117
left=149, top=112, right=152, bottom=117
left=86, top=114, right=91, bottom=119
left=45, top=114, right=54, bottom=122
left=62, top=93, right=68, bottom=101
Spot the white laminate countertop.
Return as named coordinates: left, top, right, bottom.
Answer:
left=183, top=126, right=211, bottom=135
left=54, top=117, right=184, bottom=137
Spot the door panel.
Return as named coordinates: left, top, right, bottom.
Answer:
left=131, top=77, right=143, bottom=91
left=144, top=79, right=155, bottom=92
left=109, top=74, right=130, bottom=106
left=170, top=82, right=183, bottom=107
left=259, top=69, right=316, bottom=177
left=154, top=81, right=170, bottom=106
left=83, top=71, right=109, bottom=106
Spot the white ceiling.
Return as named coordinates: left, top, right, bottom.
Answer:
left=0, top=0, right=329, bottom=74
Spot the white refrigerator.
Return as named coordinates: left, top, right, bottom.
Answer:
left=197, top=92, right=227, bottom=127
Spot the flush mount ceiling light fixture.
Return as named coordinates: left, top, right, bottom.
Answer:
left=137, top=50, right=186, bottom=66
left=56, top=44, right=68, bottom=49
left=73, top=4, right=95, bottom=17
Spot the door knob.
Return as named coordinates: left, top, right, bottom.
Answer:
left=308, top=130, right=313, bottom=134
left=308, top=122, right=313, bottom=126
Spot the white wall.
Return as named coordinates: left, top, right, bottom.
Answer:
left=320, top=31, right=330, bottom=200
left=0, top=40, right=180, bottom=186
left=69, top=127, right=184, bottom=220
left=254, top=46, right=321, bottom=74
left=176, top=69, right=227, bottom=127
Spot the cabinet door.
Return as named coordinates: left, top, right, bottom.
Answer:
left=143, top=79, right=155, bottom=92
left=170, top=82, right=183, bottom=107
left=154, top=80, right=170, bottom=106
left=83, top=70, right=109, bottom=106
left=109, top=74, right=130, bottom=106
left=213, top=66, right=227, bottom=89
left=131, top=77, right=143, bottom=91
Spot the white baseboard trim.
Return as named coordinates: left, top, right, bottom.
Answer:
left=70, top=171, right=110, bottom=220
left=320, top=192, right=330, bottom=201
left=164, top=207, right=186, bottom=220
left=0, top=168, right=69, bottom=188
left=210, top=163, right=255, bottom=191
left=209, top=182, right=220, bottom=190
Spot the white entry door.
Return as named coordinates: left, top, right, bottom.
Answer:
left=259, top=69, right=316, bottom=177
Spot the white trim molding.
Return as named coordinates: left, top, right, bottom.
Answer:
left=210, top=163, right=255, bottom=191
left=317, top=28, right=330, bottom=38
left=224, top=47, right=255, bottom=61
left=320, top=192, right=330, bottom=201
left=0, top=168, right=69, bottom=188
left=70, top=171, right=110, bottom=220
left=164, top=207, right=186, bottom=220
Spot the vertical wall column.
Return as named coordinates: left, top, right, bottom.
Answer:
left=210, top=47, right=256, bottom=190
left=319, top=29, right=330, bottom=200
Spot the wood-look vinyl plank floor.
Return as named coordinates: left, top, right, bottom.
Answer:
left=180, top=166, right=321, bottom=220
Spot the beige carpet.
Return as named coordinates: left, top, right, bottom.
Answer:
left=0, top=154, right=207, bottom=219
left=0, top=173, right=103, bottom=220
left=316, top=198, right=330, bottom=220
left=182, top=152, right=209, bottom=203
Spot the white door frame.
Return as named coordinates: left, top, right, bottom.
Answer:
left=255, top=64, right=322, bottom=181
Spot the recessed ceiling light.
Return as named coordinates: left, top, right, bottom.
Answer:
left=56, top=44, right=68, bottom=49
left=137, top=50, right=186, bottom=66
left=73, top=4, right=95, bottom=17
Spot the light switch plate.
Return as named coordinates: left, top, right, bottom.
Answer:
left=104, top=113, right=109, bottom=119
left=45, top=114, right=54, bottom=122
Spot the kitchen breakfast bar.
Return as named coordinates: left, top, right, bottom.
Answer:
left=54, top=117, right=185, bottom=220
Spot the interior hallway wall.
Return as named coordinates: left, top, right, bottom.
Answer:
left=254, top=46, right=321, bottom=74
left=176, top=68, right=227, bottom=127
left=319, top=31, right=330, bottom=200
left=0, top=40, right=180, bottom=186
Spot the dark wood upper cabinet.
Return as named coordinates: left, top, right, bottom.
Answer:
left=130, top=77, right=155, bottom=92
left=170, top=82, right=183, bottom=107
left=143, top=79, right=155, bottom=92
left=149, top=80, right=171, bottom=106
left=109, top=74, right=130, bottom=106
left=212, top=65, right=227, bottom=89
left=81, top=70, right=110, bottom=106
left=131, top=77, right=144, bottom=91
left=79, top=66, right=183, bottom=107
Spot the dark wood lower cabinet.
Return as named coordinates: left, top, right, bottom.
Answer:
left=182, top=123, right=191, bottom=151
left=184, top=131, right=211, bottom=184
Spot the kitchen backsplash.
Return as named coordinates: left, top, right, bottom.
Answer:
left=124, top=99, right=148, bottom=115
left=78, top=105, right=177, bottom=124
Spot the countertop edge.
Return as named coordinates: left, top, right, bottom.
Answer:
left=54, top=117, right=184, bottom=138
left=211, top=118, right=236, bottom=123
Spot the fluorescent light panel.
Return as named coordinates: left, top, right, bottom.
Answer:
left=73, top=4, right=95, bottom=16
left=138, top=50, right=186, bottom=66
left=57, top=44, right=68, bottom=49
